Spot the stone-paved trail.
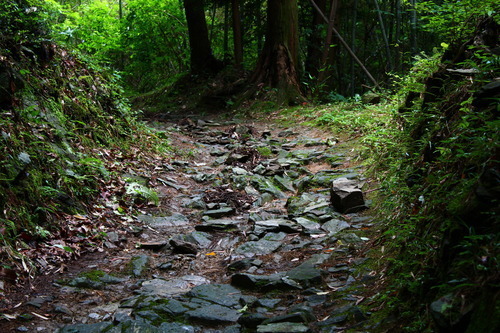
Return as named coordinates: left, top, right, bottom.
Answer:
left=19, top=116, right=381, bottom=332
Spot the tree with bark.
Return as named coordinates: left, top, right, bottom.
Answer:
left=249, top=0, right=304, bottom=105
left=232, top=0, right=243, bottom=69
left=183, top=0, right=223, bottom=74
left=305, top=0, right=326, bottom=79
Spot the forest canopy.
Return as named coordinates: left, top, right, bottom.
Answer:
left=11, top=0, right=495, bottom=104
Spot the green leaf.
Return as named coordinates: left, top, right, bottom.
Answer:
left=52, top=244, right=74, bottom=253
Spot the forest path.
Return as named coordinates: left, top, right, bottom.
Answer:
left=4, top=112, right=382, bottom=333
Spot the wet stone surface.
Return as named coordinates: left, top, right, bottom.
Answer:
left=13, top=117, right=378, bottom=332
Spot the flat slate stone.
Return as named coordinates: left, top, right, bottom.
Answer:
left=321, top=219, right=350, bottom=234
left=253, top=219, right=281, bottom=235
left=286, top=262, right=323, bottom=287
left=170, top=239, right=198, bottom=254
left=262, top=232, right=287, bottom=241
left=195, top=219, right=239, bottom=232
left=204, top=207, right=235, bottom=218
left=276, top=158, right=301, bottom=167
left=303, top=201, right=330, bottom=214
left=273, top=175, right=295, bottom=192
left=129, top=255, right=150, bottom=277
left=26, top=296, right=53, bottom=308
left=278, top=220, right=303, bottom=233
left=231, top=273, right=302, bottom=291
left=232, top=167, right=249, bottom=175
left=137, top=213, right=190, bottom=227
left=286, top=194, right=317, bottom=216
left=138, top=279, right=191, bottom=297
left=136, top=241, right=168, bottom=250
left=158, top=322, right=196, bottom=333
left=256, top=322, right=311, bottom=332
left=290, top=149, right=322, bottom=161
left=262, top=312, right=311, bottom=324
left=256, top=299, right=282, bottom=308
left=278, top=130, right=294, bottom=137
left=228, top=258, right=254, bottom=271
left=187, top=284, right=241, bottom=307
left=340, top=233, right=363, bottom=243
left=138, top=275, right=209, bottom=297
left=254, top=219, right=300, bottom=235
left=185, top=304, right=241, bottom=324
left=251, top=176, right=287, bottom=199
left=281, top=142, right=297, bottom=149
left=57, top=322, right=113, bottom=333
left=213, top=236, right=240, bottom=250
left=116, top=320, right=161, bottom=332
left=238, top=313, right=267, bottom=328
left=293, top=217, right=321, bottom=233
left=304, top=139, right=325, bottom=147
left=235, top=239, right=282, bottom=255
left=185, top=231, right=212, bottom=248
left=182, top=196, right=207, bottom=210
left=150, top=299, right=190, bottom=317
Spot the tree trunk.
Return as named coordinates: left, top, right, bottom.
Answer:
left=308, top=0, right=380, bottom=89
left=183, top=0, right=222, bottom=74
left=250, top=0, right=303, bottom=105
left=374, top=0, right=393, bottom=71
left=305, top=0, right=326, bottom=78
left=232, top=0, right=243, bottom=69
left=395, top=0, right=402, bottom=72
left=256, top=0, right=263, bottom=53
left=317, top=0, right=340, bottom=85
left=350, top=0, right=357, bottom=95
left=410, top=0, right=418, bottom=56
left=223, top=1, right=229, bottom=61
left=208, top=1, right=217, bottom=44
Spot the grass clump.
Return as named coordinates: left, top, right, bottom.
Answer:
left=257, top=146, right=273, bottom=157
left=78, top=269, right=106, bottom=281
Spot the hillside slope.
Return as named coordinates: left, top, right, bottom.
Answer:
left=0, top=0, right=155, bottom=281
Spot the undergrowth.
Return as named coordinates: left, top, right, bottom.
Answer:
left=301, top=19, right=498, bottom=332
left=361, top=24, right=498, bottom=332
left=0, top=0, right=172, bottom=278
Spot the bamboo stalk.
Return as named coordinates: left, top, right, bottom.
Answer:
left=374, top=0, right=393, bottom=71
left=308, top=0, right=380, bottom=89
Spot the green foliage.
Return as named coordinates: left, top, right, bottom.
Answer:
left=306, top=100, right=395, bottom=141
left=0, top=0, right=48, bottom=44
left=0, top=0, right=143, bottom=267
left=256, top=146, right=273, bottom=157
left=363, top=30, right=499, bottom=330
left=50, top=0, right=121, bottom=64
left=122, top=0, right=189, bottom=91
left=391, top=50, right=443, bottom=100
left=78, top=269, right=106, bottom=281
left=308, top=20, right=498, bottom=329
left=416, top=0, right=498, bottom=42
left=125, top=183, right=160, bottom=206
left=47, top=0, right=191, bottom=91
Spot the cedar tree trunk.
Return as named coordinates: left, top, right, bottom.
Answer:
left=250, top=0, right=304, bottom=105
left=183, top=0, right=222, bottom=74
left=305, top=0, right=326, bottom=79
left=232, top=0, right=243, bottom=69
left=318, top=0, right=340, bottom=88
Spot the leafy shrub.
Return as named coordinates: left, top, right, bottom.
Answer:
left=367, top=17, right=499, bottom=331
left=416, top=0, right=498, bottom=42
